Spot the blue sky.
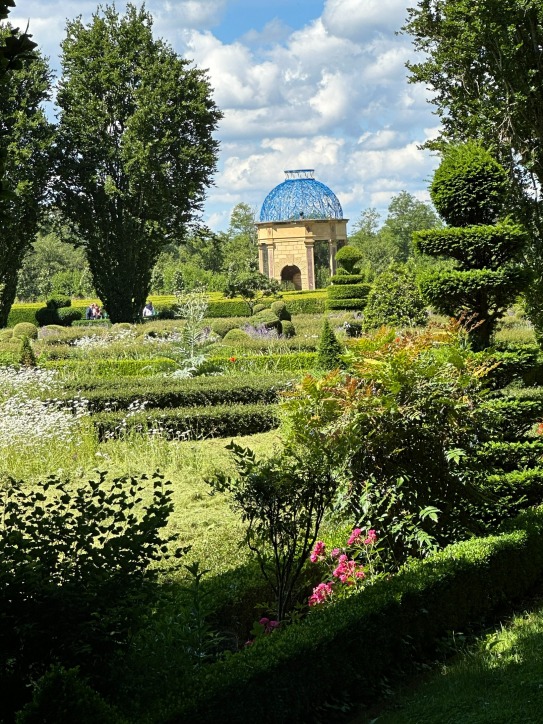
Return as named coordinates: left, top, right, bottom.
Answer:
left=10, top=1, right=440, bottom=232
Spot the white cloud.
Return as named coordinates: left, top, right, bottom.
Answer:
left=322, top=0, right=410, bottom=40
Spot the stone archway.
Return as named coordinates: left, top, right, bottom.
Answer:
left=281, top=265, right=302, bottom=290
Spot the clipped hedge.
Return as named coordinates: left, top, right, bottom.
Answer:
left=42, top=357, right=179, bottom=378
left=280, top=294, right=326, bottom=315
left=326, top=299, right=368, bottom=311
left=165, top=508, right=543, bottom=723
left=58, top=374, right=291, bottom=413
left=327, top=283, right=372, bottom=301
left=482, top=345, right=540, bottom=389
left=481, top=397, right=543, bottom=439
left=206, top=300, right=252, bottom=318
left=93, top=402, right=280, bottom=441
left=330, top=274, right=368, bottom=285
left=198, top=351, right=317, bottom=375
left=476, top=440, right=543, bottom=472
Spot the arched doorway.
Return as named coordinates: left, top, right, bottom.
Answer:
left=281, top=265, right=302, bottom=290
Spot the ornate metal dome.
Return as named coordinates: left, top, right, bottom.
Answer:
left=259, top=169, right=343, bottom=222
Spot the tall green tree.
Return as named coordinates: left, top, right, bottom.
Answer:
left=221, top=202, right=258, bottom=273
left=381, top=191, right=441, bottom=261
left=0, top=26, right=54, bottom=326
left=403, top=0, right=543, bottom=340
left=54, top=4, right=222, bottom=322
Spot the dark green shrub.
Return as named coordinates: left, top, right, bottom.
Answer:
left=12, top=322, right=38, bottom=339
left=0, top=472, right=185, bottom=718
left=343, top=320, right=362, bottom=338
left=46, top=294, right=72, bottom=310
left=57, top=307, right=83, bottom=326
left=335, top=245, right=363, bottom=273
left=7, top=306, right=42, bottom=327
left=430, top=142, right=509, bottom=227
left=206, top=300, right=252, bottom=318
left=19, top=336, right=37, bottom=367
left=281, top=320, right=296, bottom=338
left=153, top=303, right=176, bottom=320
left=317, top=318, right=343, bottom=370
left=35, top=306, right=58, bottom=326
left=416, top=143, right=528, bottom=349
left=16, top=666, right=120, bottom=724
left=270, top=300, right=291, bottom=321
left=362, top=265, right=427, bottom=330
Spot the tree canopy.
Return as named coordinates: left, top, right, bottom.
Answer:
left=54, top=3, right=222, bottom=322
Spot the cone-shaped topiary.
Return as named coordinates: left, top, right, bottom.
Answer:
left=317, top=318, right=343, bottom=369
left=415, top=143, right=529, bottom=350
left=19, top=336, right=37, bottom=367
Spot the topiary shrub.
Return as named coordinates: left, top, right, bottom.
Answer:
left=12, top=322, right=38, bottom=340
left=46, top=294, right=72, bottom=310
left=335, top=245, right=363, bottom=274
left=270, top=300, right=291, bottom=321
left=0, top=329, right=13, bottom=341
left=35, top=307, right=60, bottom=326
left=252, top=304, right=266, bottom=315
left=281, top=320, right=296, bottom=338
left=363, top=265, right=427, bottom=331
left=19, top=337, right=37, bottom=367
left=211, top=319, right=240, bottom=338
left=251, top=309, right=281, bottom=333
left=57, top=307, right=83, bottom=327
left=223, top=328, right=251, bottom=343
left=415, top=143, right=529, bottom=349
left=317, top=318, right=343, bottom=369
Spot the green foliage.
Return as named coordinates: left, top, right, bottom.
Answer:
left=417, top=144, right=528, bottom=348
left=54, top=4, right=221, bottom=322
left=317, top=317, right=343, bottom=370
left=281, top=320, right=296, bottom=338
left=206, top=299, right=253, bottom=318
left=270, top=300, right=291, bottom=321
left=93, top=402, right=280, bottom=441
left=0, top=471, right=185, bottom=717
left=44, top=357, right=179, bottom=378
left=223, top=328, right=250, bottom=343
left=327, top=283, right=372, bottom=301
left=251, top=308, right=282, bottom=333
left=56, top=306, right=82, bottom=326
left=362, top=265, right=427, bottom=330
left=430, top=143, right=509, bottom=226
left=0, top=27, right=54, bottom=327
left=279, top=294, right=326, bottom=314
left=210, top=318, right=240, bottom=338
left=335, top=244, right=363, bottom=273
left=223, top=269, right=280, bottom=314
left=15, top=665, right=120, bottom=724
left=415, top=219, right=527, bottom=270
left=381, top=189, right=442, bottom=261
left=46, top=293, right=71, bottom=309
left=209, top=442, right=337, bottom=620
left=168, top=508, right=543, bottom=723
left=18, top=335, right=36, bottom=367
left=284, top=326, right=493, bottom=565
left=12, top=321, right=37, bottom=339
left=329, top=273, right=369, bottom=285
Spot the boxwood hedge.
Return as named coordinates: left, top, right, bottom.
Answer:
left=163, top=507, right=543, bottom=723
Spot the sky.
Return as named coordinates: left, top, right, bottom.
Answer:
left=10, top=0, right=441, bottom=232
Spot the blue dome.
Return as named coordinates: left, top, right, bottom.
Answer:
left=260, top=170, right=343, bottom=222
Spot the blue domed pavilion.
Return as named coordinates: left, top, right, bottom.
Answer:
left=256, top=170, right=348, bottom=290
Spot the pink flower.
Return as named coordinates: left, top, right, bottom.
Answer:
left=268, top=620, right=280, bottom=630
left=347, top=528, right=363, bottom=546
left=364, top=529, right=378, bottom=545
left=333, top=556, right=365, bottom=585
left=259, top=617, right=270, bottom=626
left=310, top=540, right=326, bottom=563
left=308, top=581, right=334, bottom=606
left=331, top=548, right=341, bottom=558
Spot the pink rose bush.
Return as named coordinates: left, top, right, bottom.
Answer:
left=308, top=527, right=380, bottom=607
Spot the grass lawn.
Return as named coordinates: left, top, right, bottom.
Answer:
left=357, top=598, right=543, bottom=723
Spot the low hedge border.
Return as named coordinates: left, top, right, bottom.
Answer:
left=327, top=283, right=372, bottom=301
left=164, top=507, right=543, bottom=723
left=326, top=298, right=368, bottom=311
left=199, top=352, right=318, bottom=374
left=42, top=357, right=179, bottom=377
left=58, top=374, right=292, bottom=413
left=93, top=402, right=280, bottom=441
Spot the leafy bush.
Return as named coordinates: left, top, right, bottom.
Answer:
left=252, top=303, right=267, bottom=314
left=330, top=274, right=368, bottom=285
left=210, top=443, right=338, bottom=620
left=0, top=328, right=13, bottom=341
left=280, top=294, right=326, bottom=315
left=206, top=300, right=252, bottom=318
left=326, top=299, right=368, bottom=311
left=251, top=309, right=281, bottom=332
left=0, top=471, right=185, bottom=718
left=57, top=307, right=83, bottom=326
left=7, top=304, right=42, bottom=327
left=210, top=319, right=241, bottom=338
left=362, top=265, right=427, bottom=330
left=284, top=325, right=493, bottom=565
left=327, top=283, right=372, bottom=301
left=12, top=322, right=38, bottom=339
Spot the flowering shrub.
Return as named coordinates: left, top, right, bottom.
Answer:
left=308, top=528, right=381, bottom=607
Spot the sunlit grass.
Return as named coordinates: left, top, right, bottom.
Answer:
left=374, top=603, right=543, bottom=724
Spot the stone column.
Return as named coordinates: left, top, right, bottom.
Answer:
left=328, top=240, right=337, bottom=276
left=305, top=240, right=315, bottom=290
left=267, top=242, right=275, bottom=280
